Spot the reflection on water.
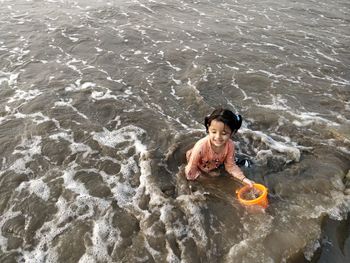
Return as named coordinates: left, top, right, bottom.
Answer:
left=0, top=0, right=349, bottom=262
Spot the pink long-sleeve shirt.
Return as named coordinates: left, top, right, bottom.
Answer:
left=185, top=136, right=245, bottom=181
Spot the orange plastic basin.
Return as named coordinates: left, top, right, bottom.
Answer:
left=237, top=183, right=268, bottom=208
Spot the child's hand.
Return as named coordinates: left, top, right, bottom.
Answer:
left=243, top=178, right=254, bottom=188
left=186, top=170, right=200, bottom=181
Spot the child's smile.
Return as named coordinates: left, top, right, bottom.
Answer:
left=208, top=120, right=232, bottom=150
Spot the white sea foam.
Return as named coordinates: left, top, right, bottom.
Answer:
left=171, top=75, right=182, bottom=85
left=91, top=89, right=118, bottom=100
left=175, top=193, right=208, bottom=248
left=80, top=214, right=120, bottom=263
left=242, top=128, right=301, bottom=163
left=262, top=42, right=285, bottom=51
left=65, top=79, right=96, bottom=92
left=70, top=141, right=95, bottom=158
left=225, top=212, right=274, bottom=262
left=292, top=111, right=340, bottom=127
left=0, top=210, right=22, bottom=252
left=304, top=240, right=321, bottom=261
left=230, top=76, right=251, bottom=101
left=19, top=195, right=111, bottom=262
left=16, top=178, right=50, bottom=201
left=62, top=165, right=90, bottom=195
left=10, top=136, right=42, bottom=173
left=54, top=99, right=89, bottom=120
left=93, top=124, right=195, bottom=261
left=92, top=125, right=148, bottom=209
left=315, top=48, right=340, bottom=62
left=0, top=71, right=19, bottom=87
left=144, top=56, right=152, bottom=63
left=170, top=85, right=182, bottom=100
left=295, top=176, right=347, bottom=220
left=90, top=124, right=178, bottom=260
left=93, top=125, right=145, bottom=150
left=166, top=61, right=181, bottom=72
left=14, top=112, right=51, bottom=124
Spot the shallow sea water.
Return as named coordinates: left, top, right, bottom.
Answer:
left=0, top=0, right=349, bottom=262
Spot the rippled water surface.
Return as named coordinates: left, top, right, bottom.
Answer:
left=0, top=0, right=349, bottom=262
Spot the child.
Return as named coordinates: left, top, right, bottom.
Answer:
left=185, top=108, right=254, bottom=187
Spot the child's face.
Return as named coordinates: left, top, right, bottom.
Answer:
left=208, top=119, right=232, bottom=149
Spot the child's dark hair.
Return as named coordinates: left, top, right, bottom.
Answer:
left=204, top=108, right=242, bottom=134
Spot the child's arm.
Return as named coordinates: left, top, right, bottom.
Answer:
left=225, top=142, right=254, bottom=187
left=185, top=145, right=202, bottom=180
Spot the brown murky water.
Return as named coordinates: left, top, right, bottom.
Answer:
left=0, top=0, right=349, bottom=262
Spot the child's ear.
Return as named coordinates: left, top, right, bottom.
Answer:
left=204, top=116, right=210, bottom=132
